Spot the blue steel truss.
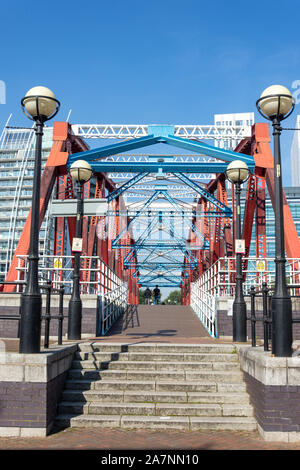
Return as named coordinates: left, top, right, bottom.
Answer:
left=173, top=173, right=231, bottom=215
left=66, top=125, right=253, bottom=290
left=67, top=133, right=254, bottom=170
left=107, top=172, right=150, bottom=202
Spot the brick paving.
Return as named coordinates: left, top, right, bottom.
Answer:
left=0, top=426, right=300, bottom=450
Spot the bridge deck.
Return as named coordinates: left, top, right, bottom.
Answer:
left=97, top=305, right=223, bottom=344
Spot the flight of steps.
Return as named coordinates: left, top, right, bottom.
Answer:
left=55, top=343, right=257, bottom=432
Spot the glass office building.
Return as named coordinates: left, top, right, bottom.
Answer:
left=238, top=186, right=300, bottom=259
left=0, top=124, right=55, bottom=280
left=290, top=115, right=300, bottom=187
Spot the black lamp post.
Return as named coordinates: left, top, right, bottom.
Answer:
left=67, top=160, right=92, bottom=340
left=19, top=86, right=60, bottom=353
left=256, top=84, right=295, bottom=357
left=225, top=160, right=250, bottom=342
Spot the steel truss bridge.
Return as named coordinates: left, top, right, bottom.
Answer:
left=3, top=120, right=300, bottom=336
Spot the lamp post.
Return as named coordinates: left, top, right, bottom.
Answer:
left=19, top=86, right=60, bottom=353
left=68, top=160, right=92, bottom=340
left=256, top=85, right=295, bottom=357
left=225, top=160, right=250, bottom=342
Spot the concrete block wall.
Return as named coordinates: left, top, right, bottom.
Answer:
left=0, top=344, right=77, bottom=436
left=237, top=345, right=300, bottom=442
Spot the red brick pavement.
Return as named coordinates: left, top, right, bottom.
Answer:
left=0, top=427, right=300, bottom=450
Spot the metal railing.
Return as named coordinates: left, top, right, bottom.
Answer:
left=190, top=257, right=300, bottom=338
left=13, top=254, right=128, bottom=339
left=247, top=283, right=300, bottom=351
left=248, top=283, right=272, bottom=350
left=42, top=281, right=65, bottom=348
left=190, top=281, right=217, bottom=338
left=15, top=255, right=123, bottom=295
left=194, top=257, right=300, bottom=297
left=0, top=280, right=66, bottom=348
left=97, top=282, right=128, bottom=336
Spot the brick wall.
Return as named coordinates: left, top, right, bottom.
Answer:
left=244, top=372, right=300, bottom=433
left=238, top=345, right=300, bottom=441
left=0, top=344, right=77, bottom=436
left=0, top=372, right=68, bottom=429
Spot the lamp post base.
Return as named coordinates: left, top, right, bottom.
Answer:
left=271, top=296, right=293, bottom=357
left=232, top=299, right=247, bottom=342
left=19, top=293, right=42, bottom=353
left=68, top=298, right=82, bottom=340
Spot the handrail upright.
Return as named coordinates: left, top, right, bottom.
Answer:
left=58, top=286, right=64, bottom=345
left=43, top=280, right=52, bottom=349
left=262, top=282, right=270, bottom=351
left=250, top=286, right=256, bottom=347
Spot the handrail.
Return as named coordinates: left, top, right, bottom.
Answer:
left=196, top=257, right=300, bottom=297
left=248, top=282, right=300, bottom=351
left=15, top=254, right=123, bottom=295
left=190, top=257, right=300, bottom=339
left=0, top=280, right=66, bottom=347
left=190, top=281, right=217, bottom=338
left=97, top=282, right=128, bottom=336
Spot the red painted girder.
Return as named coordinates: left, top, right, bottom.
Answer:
left=4, top=165, right=57, bottom=291
left=266, top=168, right=300, bottom=258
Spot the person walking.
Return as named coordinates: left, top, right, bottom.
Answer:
left=153, top=285, right=161, bottom=305
left=144, top=287, right=152, bottom=305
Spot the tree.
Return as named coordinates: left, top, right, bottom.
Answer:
left=165, top=290, right=181, bottom=305
left=139, top=289, right=146, bottom=305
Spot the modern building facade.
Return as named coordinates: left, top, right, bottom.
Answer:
left=0, top=124, right=55, bottom=280
left=214, top=112, right=255, bottom=150
left=291, top=115, right=300, bottom=187
left=239, top=186, right=300, bottom=259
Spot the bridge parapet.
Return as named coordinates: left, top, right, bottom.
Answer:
left=190, top=256, right=300, bottom=339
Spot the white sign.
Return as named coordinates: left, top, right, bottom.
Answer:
left=235, top=239, right=245, bottom=254
left=227, top=299, right=234, bottom=316
left=72, top=238, right=83, bottom=252
left=50, top=199, right=108, bottom=217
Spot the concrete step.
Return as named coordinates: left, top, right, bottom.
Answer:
left=58, top=401, right=253, bottom=418
left=68, top=368, right=244, bottom=383
left=55, top=342, right=256, bottom=433
left=71, top=360, right=240, bottom=371
left=155, top=381, right=247, bottom=392
left=64, top=379, right=157, bottom=391
left=55, top=414, right=257, bottom=432
left=64, top=378, right=247, bottom=393
left=61, top=389, right=250, bottom=404
left=78, top=343, right=237, bottom=354
left=75, top=351, right=239, bottom=363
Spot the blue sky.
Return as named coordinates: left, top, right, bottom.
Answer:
left=1, top=0, right=300, bottom=185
